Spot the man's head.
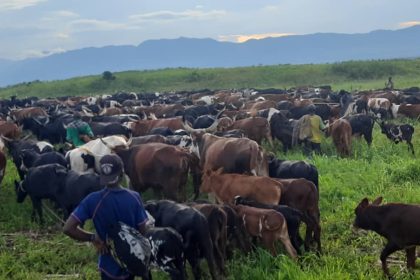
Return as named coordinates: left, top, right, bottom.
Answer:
left=99, top=154, right=124, bottom=186
left=308, top=104, right=316, bottom=115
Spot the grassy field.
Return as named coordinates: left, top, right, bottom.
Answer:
left=0, top=119, right=419, bottom=280
left=1, top=58, right=420, bottom=98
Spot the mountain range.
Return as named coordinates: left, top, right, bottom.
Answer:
left=1, top=26, right=420, bottom=87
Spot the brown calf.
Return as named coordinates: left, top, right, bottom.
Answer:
left=329, top=118, right=352, bottom=157
left=9, top=107, right=48, bottom=122
left=228, top=117, right=273, bottom=145
left=276, top=178, right=321, bottom=252
left=200, top=169, right=281, bottom=205
left=354, top=197, right=420, bottom=277
left=234, top=204, right=297, bottom=259
left=0, top=122, right=21, bottom=139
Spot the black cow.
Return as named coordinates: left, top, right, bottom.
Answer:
left=344, top=114, right=375, bottom=146
left=92, top=114, right=140, bottom=123
left=22, top=114, right=74, bottom=144
left=5, top=138, right=54, bottom=180
left=268, top=154, right=319, bottom=189
left=90, top=122, right=131, bottom=138
left=145, top=227, right=186, bottom=280
left=193, top=115, right=215, bottom=129
left=148, top=127, right=174, bottom=136
left=234, top=196, right=304, bottom=254
left=378, top=121, right=415, bottom=155
left=145, top=200, right=218, bottom=280
left=20, top=150, right=67, bottom=172
left=15, top=164, right=102, bottom=222
left=269, top=112, right=295, bottom=152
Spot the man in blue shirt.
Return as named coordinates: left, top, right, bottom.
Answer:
left=63, top=154, right=148, bottom=280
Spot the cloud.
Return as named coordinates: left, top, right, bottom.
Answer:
left=399, top=21, right=420, bottom=28
left=70, top=19, right=128, bottom=31
left=129, top=9, right=226, bottom=22
left=19, top=47, right=65, bottom=59
left=0, top=0, right=46, bottom=11
left=55, top=32, right=70, bottom=39
left=219, top=33, right=295, bottom=43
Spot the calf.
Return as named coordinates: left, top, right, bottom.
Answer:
left=200, top=169, right=282, bottom=205
left=145, top=200, right=218, bottom=280
left=277, top=178, right=321, bottom=252
left=391, top=103, right=420, bottom=119
left=233, top=204, right=297, bottom=259
left=354, top=197, right=420, bottom=277
left=268, top=154, right=319, bottom=189
left=145, top=227, right=186, bottom=280
left=328, top=118, right=352, bottom=157
left=234, top=196, right=304, bottom=254
left=378, top=121, right=415, bottom=155
left=344, top=114, right=374, bottom=146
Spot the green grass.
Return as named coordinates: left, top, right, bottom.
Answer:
left=0, top=120, right=419, bottom=279
left=2, top=58, right=420, bottom=98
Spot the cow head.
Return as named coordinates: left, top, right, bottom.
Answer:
left=200, top=168, right=223, bottom=193
left=353, top=197, right=383, bottom=229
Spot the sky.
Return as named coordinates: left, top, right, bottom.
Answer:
left=1, top=0, right=420, bottom=60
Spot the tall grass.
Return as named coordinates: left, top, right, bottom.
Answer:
left=1, top=58, right=420, bottom=98
left=0, top=121, right=419, bottom=279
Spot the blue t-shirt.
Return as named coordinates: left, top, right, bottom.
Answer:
left=71, top=187, right=148, bottom=279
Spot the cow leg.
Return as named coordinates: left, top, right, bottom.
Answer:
left=214, top=235, right=226, bottom=276
left=186, top=252, right=202, bottom=280
left=278, top=230, right=298, bottom=260
left=261, top=235, right=277, bottom=256
left=31, top=197, right=44, bottom=224
left=406, top=247, right=416, bottom=270
left=407, top=141, right=415, bottom=155
left=380, top=242, right=400, bottom=277
left=169, top=257, right=186, bottom=280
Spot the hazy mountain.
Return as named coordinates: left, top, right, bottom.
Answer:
left=1, top=26, right=420, bottom=87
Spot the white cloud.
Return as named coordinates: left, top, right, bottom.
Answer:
left=219, top=33, right=295, bottom=43
left=261, top=5, right=281, bottom=12
left=19, top=47, right=65, bottom=59
left=399, top=21, right=420, bottom=28
left=70, top=19, right=128, bottom=32
left=55, top=32, right=70, bottom=39
left=129, top=9, right=226, bottom=23
left=0, top=0, right=46, bottom=11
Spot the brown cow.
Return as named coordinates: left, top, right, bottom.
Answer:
left=131, top=117, right=184, bottom=136
left=354, top=197, right=420, bottom=277
left=248, top=100, right=277, bottom=111
left=0, top=122, right=21, bottom=139
left=191, top=203, right=228, bottom=276
left=9, top=107, right=48, bottom=122
left=115, top=143, right=197, bottom=201
left=234, top=204, right=297, bottom=259
left=129, top=135, right=167, bottom=146
left=391, top=103, right=420, bottom=119
left=99, top=107, right=124, bottom=116
left=154, top=104, right=185, bottom=118
left=200, top=169, right=281, bottom=205
left=228, top=117, right=273, bottom=145
left=328, top=118, right=352, bottom=157
left=276, top=178, right=321, bottom=252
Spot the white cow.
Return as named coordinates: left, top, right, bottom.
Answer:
left=66, top=135, right=129, bottom=173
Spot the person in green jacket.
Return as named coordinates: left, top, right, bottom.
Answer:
left=66, top=118, right=94, bottom=147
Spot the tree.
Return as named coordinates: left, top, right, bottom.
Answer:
left=102, top=71, right=116, bottom=80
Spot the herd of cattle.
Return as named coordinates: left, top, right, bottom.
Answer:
left=0, top=85, right=419, bottom=279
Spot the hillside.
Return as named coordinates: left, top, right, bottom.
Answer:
left=1, top=58, right=420, bottom=99
left=1, top=26, right=420, bottom=86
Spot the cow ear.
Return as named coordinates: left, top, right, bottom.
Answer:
left=359, top=198, right=369, bottom=208
left=372, top=196, right=383, bottom=206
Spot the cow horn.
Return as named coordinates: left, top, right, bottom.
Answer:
left=150, top=113, right=157, bottom=120
left=205, top=118, right=219, bottom=133
left=22, top=133, right=32, bottom=140
left=126, top=136, right=132, bottom=146
left=33, top=117, right=43, bottom=125
left=44, top=116, right=50, bottom=125
left=182, top=119, right=195, bottom=133
left=1, top=135, right=13, bottom=142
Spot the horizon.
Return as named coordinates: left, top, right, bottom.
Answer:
left=1, top=0, right=420, bottom=60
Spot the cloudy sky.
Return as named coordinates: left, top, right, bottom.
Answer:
left=1, top=0, right=420, bottom=60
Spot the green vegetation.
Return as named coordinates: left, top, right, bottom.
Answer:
left=1, top=121, right=419, bottom=279
left=1, top=58, right=420, bottom=98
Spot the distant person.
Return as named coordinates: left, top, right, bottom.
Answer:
left=385, top=76, right=394, bottom=90
left=63, top=154, right=149, bottom=280
left=303, top=105, right=325, bottom=155
left=66, top=117, right=94, bottom=147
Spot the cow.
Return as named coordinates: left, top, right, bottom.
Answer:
left=65, top=135, right=129, bottom=173
left=213, top=129, right=245, bottom=138
left=3, top=137, right=54, bottom=180
left=129, top=135, right=167, bottom=146
left=368, top=98, right=391, bottom=112
left=191, top=203, right=228, bottom=276
left=145, top=200, right=219, bottom=280
left=183, top=120, right=268, bottom=183
left=327, top=118, right=352, bottom=157
left=233, top=204, right=297, bottom=259
left=276, top=178, right=321, bottom=252
left=227, top=117, right=273, bottom=145
left=390, top=103, right=420, bottom=119
left=269, top=111, right=296, bottom=152
left=378, top=121, right=415, bottom=155
left=200, top=169, right=282, bottom=205
left=148, top=127, right=174, bottom=136
left=344, top=114, right=374, bottom=146
left=267, top=154, right=319, bottom=190
left=115, top=143, right=198, bottom=201
left=0, top=122, right=21, bottom=139
left=234, top=196, right=304, bottom=254
left=15, top=164, right=102, bottom=222
left=89, top=122, right=131, bottom=138
left=20, top=150, right=67, bottom=172
left=131, top=118, right=184, bottom=136
left=0, top=150, right=6, bottom=187
left=9, top=107, right=48, bottom=123
left=144, top=227, right=186, bottom=280
left=353, top=197, right=420, bottom=277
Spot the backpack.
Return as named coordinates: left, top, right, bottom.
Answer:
left=108, top=221, right=152, bottom=277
